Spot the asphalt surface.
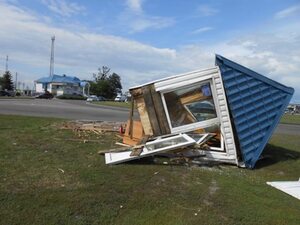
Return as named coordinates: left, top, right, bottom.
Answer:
left=0, top=99, right=299, bottom=135
left=0, top=98, right=129, bottom=122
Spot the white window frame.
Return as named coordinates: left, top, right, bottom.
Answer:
left=160, top=79, right=221, bottom=133
left=105, top=133, right=195, bottom=165
left=159, top=76, right=225, bottom=152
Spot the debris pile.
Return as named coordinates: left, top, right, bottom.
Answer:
left=104, top=55, right=294, bottom=168
left=62, top=120, right=125, bottom=133
left=60, top=120, right=126, bottom=143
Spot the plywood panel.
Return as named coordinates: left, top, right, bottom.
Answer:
left=135, top=97, right=153, bottom=135
left=142, top=86, right=162, bottom=136
left=149, top=85, right=171, bottom=134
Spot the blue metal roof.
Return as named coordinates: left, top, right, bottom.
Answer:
left=216, top=54, right=294, bottom=168
left=36, top=74, right=81, bottom=84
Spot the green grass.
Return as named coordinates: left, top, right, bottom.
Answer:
left=92, top=101, right=131, bottom=108
left=280, top=114, right=300, bottom=125
left=0, top=115, right=299, bottom=225
left=0, top=96, right=34, bottom=99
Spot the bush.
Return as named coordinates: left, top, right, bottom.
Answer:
left=56, top=94, right=87, bottom=100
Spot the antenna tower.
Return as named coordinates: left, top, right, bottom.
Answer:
left=49, top=36, right=55, bottom=77
left=5, top=55, right=8, bottom=71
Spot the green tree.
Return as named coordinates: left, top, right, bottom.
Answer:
left=1, top=71, right=14, bottom=90
left=0, top=76, right=3, bottom=90
left=90, top=67, right=122, bottom=99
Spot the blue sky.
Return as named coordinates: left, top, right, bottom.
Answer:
left=0, top=0, right=299, bottom=102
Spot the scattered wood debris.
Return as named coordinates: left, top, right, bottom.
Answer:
left=61, top=120, right=126, bottom=133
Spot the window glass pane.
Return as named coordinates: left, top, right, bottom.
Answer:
left=164, top=83, right=217, bottom=128
left=146, top=136, right=187, bottom=151
left=186, top=124, right=223, bottom=150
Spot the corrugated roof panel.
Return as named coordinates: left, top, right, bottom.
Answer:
left=216, top=55, right=294, bottom=168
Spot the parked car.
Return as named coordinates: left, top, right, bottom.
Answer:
left=114, top=95, right=127, bottom=102
left=0, top=90, right=11, bottom=96
left=86, top=95, right=99, bottom=102
left=35, top=92, right=54, bottom=99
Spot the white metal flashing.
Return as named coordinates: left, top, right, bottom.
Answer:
left=267, top=180, right=300, bottom=200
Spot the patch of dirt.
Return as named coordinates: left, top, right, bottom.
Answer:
left=209, top=179, right=219, bottom=195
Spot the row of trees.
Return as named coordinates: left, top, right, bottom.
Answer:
left=90, top=66, right=122, bottom=99
left=0, top=71, right=14, bottom=91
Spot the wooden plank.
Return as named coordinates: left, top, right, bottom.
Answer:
left=129, top=99, right=134, bottom=138
left=142, top=85, right=162, bottom=136
left=179, top=92, right=208, bottom=105
left=130, top=135, right=149, bottom=156
left=122, top=135, right=141, bottom=146
left=149, top=84, right=171, bottom=134
left=123, top=120, right=144, bottom=146
left=135, top=97, right=153, bottom=135
left=130, top=88, right=143, bottom=97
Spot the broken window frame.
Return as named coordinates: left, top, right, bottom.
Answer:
left=105, top=133, right=195, bottom=165
left=160, top=79, right=221, bottom=133
left=159, top=76, right=225, bottom=151
left=143, top=133, right=196, bottom=153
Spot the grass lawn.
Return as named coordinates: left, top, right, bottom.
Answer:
left=0, top=96, right=34, bottom=99
left=0, top=115, right=299, bottom=225
left=280, top=114, right=300, bottom=125
left=92, top=101, right=131, bottom=108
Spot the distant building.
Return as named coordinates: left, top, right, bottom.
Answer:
left=287, top=103, right=300, bottom=114
left=35, top=74, right=90, bottom=96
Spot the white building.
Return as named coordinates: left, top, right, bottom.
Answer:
left=35, top=74, right=90, bottom=96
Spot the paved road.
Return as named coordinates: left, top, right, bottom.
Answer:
left=0, top=99, right=129, bottom=122
left=0, top=99, right=299, bottom=135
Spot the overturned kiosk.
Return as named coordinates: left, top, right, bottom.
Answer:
left=105, top=55, right=294, bottom=168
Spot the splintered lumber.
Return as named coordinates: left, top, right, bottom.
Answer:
left=129, top=98, right=135, bottom=139
left=130, top=135, right=149, bottom=156
left=123, top=120, right=144, bottom=146
left=115, top=142, right=131, bottom=147
left=179, top=91, right=208, bottom=105
left=61, top=120, right=125, bottom=133
left=142, top=85, right=162, bottom=136
left=149, top=84, right=170, bottom=134
left=135, top=97, right=153, bottom=135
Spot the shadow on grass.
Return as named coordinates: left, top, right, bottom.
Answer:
left=255, top=143, right=300, bottom=169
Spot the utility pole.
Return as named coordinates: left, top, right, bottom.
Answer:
left=5, top=55, right=8, bottom=71
left=49, top=36, right=55, bottom=77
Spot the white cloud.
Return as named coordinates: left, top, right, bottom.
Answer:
left=126, top=0, right=144, bottom=14
left=122, top=0, right=174, bottom=32
left=275, top=4, right=300, bottom=19
left=196, top=5, right=219, bottom=17
left=0, top=1, right=299, bottom=102
left=0, top=1, right=176, bottom=89
left=192, top=26, right=213, bottom=34
left=41, top=0, right=85, bottom=17
left=126, top=15, right=175, bottom=33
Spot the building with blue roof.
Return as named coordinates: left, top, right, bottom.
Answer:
left=35, top=74, right=90, bottom=96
